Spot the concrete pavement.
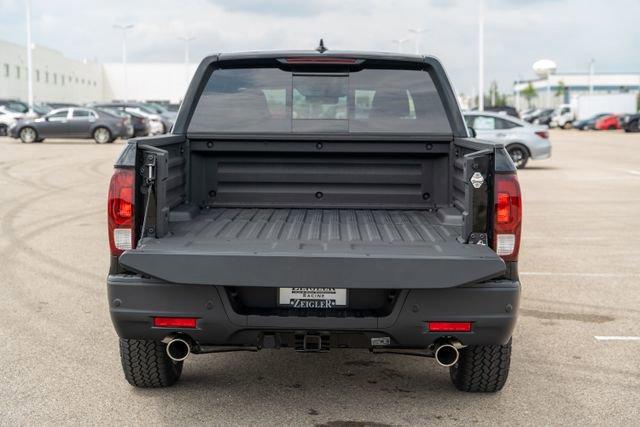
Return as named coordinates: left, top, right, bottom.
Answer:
left=0, top=130, right=639, bottom=425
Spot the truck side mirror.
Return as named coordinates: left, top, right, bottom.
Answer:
left=468, top=127, right=477, bottom=138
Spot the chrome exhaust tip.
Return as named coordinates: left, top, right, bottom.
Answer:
left=434, top=342, right=460, bottom=367
left=166, top=337, right=191, bottom=362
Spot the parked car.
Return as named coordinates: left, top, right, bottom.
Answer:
left=464, top=111, right=551, bottom=168
left=533, top=108, right=555, bottom=126
left=101, top=107, right=150, bottom=137
left=549, top=104, right=574, bottom=129
left=46, top=102, right=79, bottom=110
left=108, top=51, right=522, bottom=393
left=526, top=108, right=553, bottom=124
left=519, top=108, right=535, bottom=118
left=622, top=113, right=640, bottom=132
left=92, top=103, right=172, bottom=134
left=478, top=106, right=520, bottom=118
left=0, top=107, right=24, bottom=136
left=0, top=99, right=39, bottom=119
left=143, top=102, right=178, bottom=123
left=165, top=103, right=181, bottom=112
left=595, top=114, right=621, bottom=130
left=573, top=113, right=611, bottom=130
left=9, top=107, right=132, bottom=143
left=520, top=108, right=541, bottom=123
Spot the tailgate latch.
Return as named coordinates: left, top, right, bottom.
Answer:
left=143, top=154, right=156, bottom=186
left=468, top=232, right=488, bottom=245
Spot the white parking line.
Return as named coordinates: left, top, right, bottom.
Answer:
left=520, top=272, right=640, bottom=278
left=594, top=336, right=640, bottom=341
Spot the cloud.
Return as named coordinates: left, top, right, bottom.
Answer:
left=0, top=0, right=638, bottom=97
left=207, top=0, right=325, bottom=16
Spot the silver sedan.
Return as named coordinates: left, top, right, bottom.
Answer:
left=464, top=111, right=552, bottom=168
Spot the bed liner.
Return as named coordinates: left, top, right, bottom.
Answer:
left=119, top=207, right=505, bottom=288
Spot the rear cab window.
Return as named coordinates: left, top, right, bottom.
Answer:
left=188, top=65, right=452, bottom=135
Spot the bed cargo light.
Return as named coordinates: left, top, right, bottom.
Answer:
left=108, top=168, right=135, bottom=256
left=493, top=173, right=522, bottom=261
left=428, top=322, right=473, bottom=332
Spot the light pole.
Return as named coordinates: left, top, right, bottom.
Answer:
left=588, top=58, right=595, bottom=96
left=25, top=0, right=34, bottom=114
left=178, top=36, right=195, bottom=91
left=113, top=24, right=134, bottom=103
left=408, top=28, right=427, bottom=54
left=546, top=71, right=551, bottom=107
left=478, top=0, right=485, bottom=111
left=391, top=38, right=409, bottom=53
left=178, top=36, right=195, bottom=63
left=515, top=75, right=523, bottom=112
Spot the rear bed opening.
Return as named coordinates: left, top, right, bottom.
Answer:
left=119, top=59, right=504, bottom=288
left=118, top=137, right=505, bottom=288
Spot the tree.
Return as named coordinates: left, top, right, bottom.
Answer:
left=555, top=80, right=566, bottom=98
left=522, top=82, right=537, bottom=107
left=483, top=81, right=508, bottom=107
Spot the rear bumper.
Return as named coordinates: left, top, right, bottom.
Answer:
left=108, top=275, right=520, bottom=348
left=529, top=138, right=552, bottom=160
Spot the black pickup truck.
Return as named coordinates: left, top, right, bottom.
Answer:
left=107, top=50, right=522, bottom=393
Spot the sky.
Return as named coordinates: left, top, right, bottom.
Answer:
left=0, top=0, right=639, bottom=95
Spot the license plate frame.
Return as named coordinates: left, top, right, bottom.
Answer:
left=278, top=287, right=348, bottom=309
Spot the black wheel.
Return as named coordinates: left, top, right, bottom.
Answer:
left=562, top=122, right=572, bottom=130
left=19, top=126, right=38, bottom=143
left=507, top=144, right=529, bottom=169
left=119, top=338, right=183, bottom=388
left=449, top=339, right=512, bottom=393
left=0, top=124, right=7, bottom=136
left=93, top=127, right=112, bottom=144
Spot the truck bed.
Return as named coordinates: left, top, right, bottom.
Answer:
left=119, top=207, right=505, bottom=288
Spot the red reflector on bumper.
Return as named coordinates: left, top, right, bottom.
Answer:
left=153, top=317, right=197, bottom=328
left=427, top=321, right=472, bottom=332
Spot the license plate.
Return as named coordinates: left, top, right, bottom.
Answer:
left=278, top=288, right=347, bottom=308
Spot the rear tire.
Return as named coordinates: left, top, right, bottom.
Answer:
left=19, top=126, right=38, bottom=143
left=93, top=127, right=112, bottom=144
left=449, top=339, right=512, bottom=393
left=119, top=338, right=183, bottom=388
left=562, top=122, right=572, bottom=129
left=507, top=144, right=529, bottom=169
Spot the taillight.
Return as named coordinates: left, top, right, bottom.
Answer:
left=492, top=173, right=522, bottom=261
left=108, top=168, right=135, bottom=256
left=534, top=130, right=549, bottom=139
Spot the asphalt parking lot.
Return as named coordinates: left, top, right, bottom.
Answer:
left=1, top=130, right=639, bottom=425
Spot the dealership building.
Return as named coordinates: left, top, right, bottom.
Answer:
left=0, top=39, right=197, bottom=105
left=513, top=72, right=640, bottom=109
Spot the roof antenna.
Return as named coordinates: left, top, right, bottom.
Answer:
left=316, top=39, right=327, bottom=53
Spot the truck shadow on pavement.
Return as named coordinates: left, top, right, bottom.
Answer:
left=130, top=349, right=490, bottom=424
